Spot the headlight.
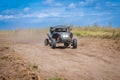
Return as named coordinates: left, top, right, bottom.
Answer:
left=63, top=35, right=69, bottom=37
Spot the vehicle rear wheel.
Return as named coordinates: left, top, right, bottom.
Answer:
left=72, top=39, right=77, bottom=49
left=44, top=38, right=49, bottom=46
left=64, top=43, right=69, bottom=48
left=51, top=39, right=56, bottom=49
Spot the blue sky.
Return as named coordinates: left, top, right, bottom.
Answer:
left=0, top=0, right=120, bottom=29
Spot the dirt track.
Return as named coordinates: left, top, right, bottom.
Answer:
left=10, top=34, right=120, bottom=80
left=0, top=30, right=120, bottom=80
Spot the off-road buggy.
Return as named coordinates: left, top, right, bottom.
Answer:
left=44, top=25, right=77, bottom=49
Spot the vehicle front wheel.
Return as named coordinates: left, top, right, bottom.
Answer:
left=44, top=38, right=49, bottom=46
left=51, top=39, right=56, bottom=49
left=72, top=39, right=77, bottom=49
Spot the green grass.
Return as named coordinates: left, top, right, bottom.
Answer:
left=29, top=63, right=38, bottom=70
left=72, top=26, right=120, bottom=39
left=0, top=26, right=120, bottom=39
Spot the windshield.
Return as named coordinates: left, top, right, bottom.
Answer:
left=55, top=28, right=67, bottom=32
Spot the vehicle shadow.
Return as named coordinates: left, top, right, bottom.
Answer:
left=55, top=46, right=70, bottom=49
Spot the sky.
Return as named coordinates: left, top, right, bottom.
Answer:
left=0, top=0, right=120, bottom=30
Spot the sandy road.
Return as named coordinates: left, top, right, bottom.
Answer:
left=11, top=36, right=120, bottom=80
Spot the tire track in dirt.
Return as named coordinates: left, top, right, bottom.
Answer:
left=13, top=38, right=120, bottom=80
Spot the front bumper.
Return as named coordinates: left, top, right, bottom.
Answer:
left=56, top=38, right=72, bottom=43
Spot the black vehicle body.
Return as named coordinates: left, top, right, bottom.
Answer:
left=44, top=25, right=77, bottom=49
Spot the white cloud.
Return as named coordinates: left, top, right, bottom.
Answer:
left=36, top=13, right=49, bottom=18
left=43, top=0, right=53, bottom=4
left=69, top=3, right=76, bottom=8
left=0, top=15, right=15, bottom=20
left=106, top=1, right=118, bottom=7
left=19, top=14, right=33, bottom=18
left=43, top=0, right=62, bottom=6
left=0, top=7, right=85, bottom=20
left=20, top=12, right=60, bottom=18
left=79, top=0, right=94, bottom=6
left=79, top=1, right=85, bottom=6
left=0, top=11, right=60, bottom=20
left=55, top=3, right=62, bottom=6
left=86, top=0, right=94, bottom=3
left=85, top=12, right=112, bottom=16
left=24, top=7, right=31, bottom=12
left=37, top=12, right=59, bottom=18
left=2, top=9, right=14, bottom=14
